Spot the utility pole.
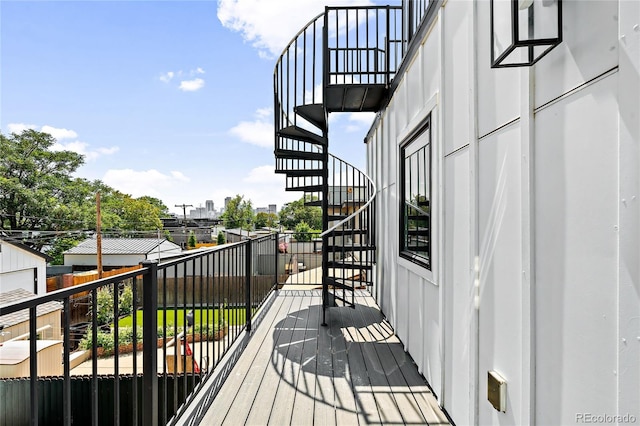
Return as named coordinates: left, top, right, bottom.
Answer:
left=174, top=204, right=193, bottom=222
left=175, top=204, right=192, bottom=249
left=96, top=192, right=103, bottom=278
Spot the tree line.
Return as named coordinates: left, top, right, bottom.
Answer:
left=0, top=130, right=170, bottom=262
left=1, top=130, right=325, bottom=262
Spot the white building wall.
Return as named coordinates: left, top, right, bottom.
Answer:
left=0, top=242, right=47, bottom=295
left=366, top=0, right=640, bottom=425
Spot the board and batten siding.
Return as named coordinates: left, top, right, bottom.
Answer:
left=0, top=242, right=47, bottom=295
left=366, top=1, right=640, bottom=425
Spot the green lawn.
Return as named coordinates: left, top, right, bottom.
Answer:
left=118, top=308, right=247, bottom=328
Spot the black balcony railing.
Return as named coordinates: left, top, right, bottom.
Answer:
left=0, top=233, right=278, bottom=425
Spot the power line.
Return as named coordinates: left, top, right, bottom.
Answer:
left=175, top=204, right=193, bottom=222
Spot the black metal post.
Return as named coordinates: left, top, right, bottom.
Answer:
left=63, top=298, right=71, bottom=426
left=142, top=260, right=158, bottom=426
left=275, top=232, right=279, bottom=289
left=245, top=240, right=252, bottom=332
left=29, top=306, right=38, bottom=426
left=321, top=10, right=330, bottom=327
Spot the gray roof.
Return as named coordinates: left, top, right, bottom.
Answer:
left=0, top=288, right=63, bottom=328
left=64, top=238, right=177, bottom=255
left=0, top=235, right=53, bottom=262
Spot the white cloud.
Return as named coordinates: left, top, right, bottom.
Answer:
left=179, top=78, right=205, bottom=92
left=218, top=0, right=374, bottom=59
left=103, top=169, right=191, bottom=199
left=160, top=71, right=175, bottom=83
left=344, top=111, right=376, bottom=132
left=170, top=171, right=190, bottom=182
left=229, top=108, right=273, bottom=148
left=195, top=67, right=205, bottom=74
left=7, top=123, right=37, bottom=133
left=243, top=165, right=284, bottom=185
left=41, top=125, right=78, bottom=140
left=51, top=140, right=119, bottom=161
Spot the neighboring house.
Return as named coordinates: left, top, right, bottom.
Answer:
left=0, top=288, right=62, bottom=344
left=0, top=288, right=63, bottom=378
left=224, top=229, right=264, bottom=243
left=0, top=237, right=51, bottom=295
left=63, top=238, right=182, bottom=269
left=275, top=1, right=639, bottom=425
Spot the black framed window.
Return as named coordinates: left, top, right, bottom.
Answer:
left=400, top=117, right=431, bottom=269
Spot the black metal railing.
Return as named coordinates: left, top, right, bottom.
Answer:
left=403, top=0, right=433, bottom=48
left=276, top=232, right=323, bottom=286
left=0, top=233, right=278, bottom=425
left=325, top=6, right=403, bottom=87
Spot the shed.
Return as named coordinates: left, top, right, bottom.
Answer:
left=0, top=340, right=63, bottom=378
left=63, top=238, right=182, bottom=268
left=0, top=288, right=63, bottom=344
left=0, top=237, right=52, bottom=295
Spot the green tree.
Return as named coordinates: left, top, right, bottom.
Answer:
left=45, top=235, right=85, bottom=265
left=293, top=221, right=319, bottom=241
left=221, top=195, right=255, bottom=230
left=255, top=212, right=278, bottom=229
left=217, top=231, right=226, bottom=245
left=0, top=130, right=169, bottom=249
left=188, top=231, right=197, bottom=248
left=0, top=130, right=85, bottom=235
left=279, top=197, right=322, bottom=230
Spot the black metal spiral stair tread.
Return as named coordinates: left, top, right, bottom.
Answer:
left=276, top=169, right=324, bottom=177
left=294, top=104, right=327, bottom=132
left=326, top=260, right=374, bottom=270
left=326, top=243, right=375, bottom=251
left=325, top=277, right=373, bottom=290
left=330, top=228, right=368, bottom=235
left=286, top=184, right=324, bottom=192
left=274, top=149, right=324, bottom=161
left=278, top=125, right=326, bottom=146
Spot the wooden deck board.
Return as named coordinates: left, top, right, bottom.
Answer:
left=328, top=307, right=360, bottom=425
left=266, top=295, right=313, bottom=426
left=195, top=290, right=451, bottom=426
left=246, top=297, right=311, bottom=424
left=358, top=293, right=451, bottom=425
left=290, top=295, right=322, bottom=425
left=314, top=295, right=336, bottom=426
left=199, top=294, right=292, bottom=426
left=355, top=294, right=429, bottom=424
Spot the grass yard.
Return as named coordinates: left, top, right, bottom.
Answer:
left=118, top=307, right=247, bottom=328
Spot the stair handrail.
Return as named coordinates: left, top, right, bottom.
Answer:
left=273, top=12, right=325, bottom=133
left=319, top=153, right=377, bottom=238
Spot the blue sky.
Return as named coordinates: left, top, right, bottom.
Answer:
left=1, top=0, right=380, bottom=216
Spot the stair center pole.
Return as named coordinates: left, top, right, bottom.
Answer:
left=321, top=13, right=329, bottom=327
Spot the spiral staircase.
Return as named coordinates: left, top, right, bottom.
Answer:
left=273, top=6, right=402, bottom=324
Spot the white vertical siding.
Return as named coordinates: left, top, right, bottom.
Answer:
left=477, top=124, right=523, bottom=426
left=617, top=0, right=640, bottom=419
left=365, top=1, right=639, bottom=424
left=534, top=0, right=619, bottom=108
left=476, top=0, right=520, bottom=138
left=534, top=74, right=619, bottom=425
left=0, top=243, right=46, bottom=295
left=444, top=148, right=472, bottom=421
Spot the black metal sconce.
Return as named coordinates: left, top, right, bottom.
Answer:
left=490, top=0, right=562, bottom=68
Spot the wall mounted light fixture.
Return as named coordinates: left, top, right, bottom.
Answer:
left=490, top=0, right=563, bottom=68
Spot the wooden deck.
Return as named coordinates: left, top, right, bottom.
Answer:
left=193, top=289, right=451, bottom=425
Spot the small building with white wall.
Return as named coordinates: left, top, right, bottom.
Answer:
left=63, top=238, right=182, bottom=269
left=0, top=237, right=51, bottom=295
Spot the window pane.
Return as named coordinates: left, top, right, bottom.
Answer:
left=400, top=120, right=431, bottom=269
